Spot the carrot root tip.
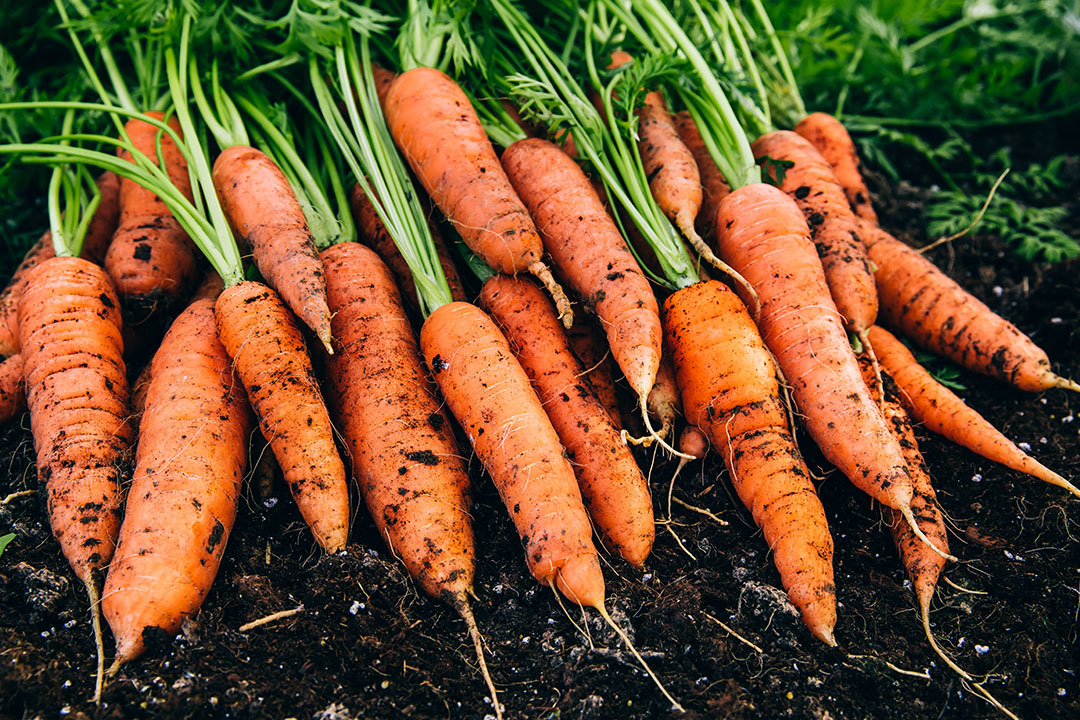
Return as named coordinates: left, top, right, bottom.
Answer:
left=454, top=594, right=503, bottom=720
left=528, top=261, right=574, bottom=329
left=85, top=579, right=106, bottom=704
left=1053, top=375, right=1080, bottom=393
left=639, top=395, right=693, bottom=460
left=596, top=603, right=684, bottom=713
left=901, top=505, right=957, bottom=562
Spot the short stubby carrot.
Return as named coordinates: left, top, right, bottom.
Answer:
left=384, top=67, right=572, bottom=325
left=106, top=112, right=199, bottom=319
left=213, top=145, right=333, bottom=352
left=0, top=353, right=25, bottom=424
left=500, top=137, right=661, bottom=402
left=215, top=281, right=349, bottom=552
left=794, top=113, right=878, bottom=224
left=18, top=257, right=131, bottom=583
left=321, top=242, right=475, bottom=600
left=421, top=301, right=604, bottom=607
left=481, top=274, right=655, bottom=568
left=860, top=222, right=1076, bottom=392
left=566, top=315, right=621, bottom=428
left=664, top=280, right=836, bottom=644
left=752, top=131, right=877, bottom=336
left=103, top=297, right=252, bottom=666
left=673, top=111, right=730, bottom=242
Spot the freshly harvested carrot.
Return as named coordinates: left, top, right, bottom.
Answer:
left=860, top=222, right=1078, bottom=392
left=481, top=274, right=655, bottom=567
left=371, top=63, right=398, bottom=108
left=646, top=350, right=682, bottom=442
left=869, top=325, right=1080, bottom=497
left=794, top=113, right=878, bottom=224
left=103, top=297, right=252, bottom=667
left=321, top=242, right=474, bottom=599
left=673, top=111, right=730, bottom=242
left=566, top=316, right=621, bottom=429
left=106, top=113, right=199, bottom=318
left=0, top=354, right=25, bottom=424
left=664, top=279, right=836, bottom=644
left=384, top=67, right=573, bottom=326
left=129, top=361, right=152, bottom=431
left=213, top=145, right=333, bottom=352
left=215, top=281, right=349, bottom=552
left=500, top=137, right=661, bottom=404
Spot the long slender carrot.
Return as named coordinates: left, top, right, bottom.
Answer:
left=664, top=279, right=836, bottom=644
left=869, top=325, right=1080, bottom=497
left=384, top=67, right=573, bottom=326
left=860, top=222, right=1077, bottom=392
left=794, top=113, right=878, bottom=224
left=673, top=111, right=730, bottom=242
left=565, top=316, right=621, bottom=429
left=481, top=274, right=655, bottom=568
left=102, top=297, right=252, bottom=667
left=0, top=353, right=25, bottom=424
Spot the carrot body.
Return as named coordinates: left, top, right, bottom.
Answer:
left=103, top=298, right=252, bottom=664
left=869, top=325, right=1076, bottom=494
left=673, top=111, right=730, bottom=241
left=566, top=316, right=621, bottom=429
left=500, top=137, right=661, bottom=400
left=18, top=257, right=131, bottom=584
left=481, top=275, right=654, bottom=568
left=322, top=243, right=474, bottom=599
left=712, top=184, right=913, bottom=512
left=664, top=280, right=836, bottom=644
left=648, top=350, right=682, bottom=441
left=0, top=353, right=25, bottom=423
left=106, top=113, right=199, bottom=318
left=861, top=223, right=1070, bottom=392
left=213, top=145, right=332, bottom=351
left=421, top=302, right=604, bottom=607
left=794, top=113, right=878, bottom=224
left=634, top=92, right=702, bottom=241
left=215, top=281, right=349, bottom=552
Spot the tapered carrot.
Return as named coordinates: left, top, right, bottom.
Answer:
left=860, top=222, right=1077, bottom=392
left=384, top=67, right=572, bottom=326
left=566, top=316, right=621, bottom=429
left=794, top=113, right=878, bottom=224
left=673, top=111, right=730, bottom=242
left=106, top=113, right=199, bottom=318
left=664, top=279, right=836, bottom=643
left=0, top=353, right=25, bottom=424
left=481, top=274, right=655, bottom=567
left=215, top=281, right=349, bottom=552
left=647, top=351, right=682, bottom=442
left=103, top=297, right=252, bottom=668
left=869, top=325, right=1080, bottom=497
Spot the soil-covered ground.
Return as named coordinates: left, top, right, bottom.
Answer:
left=2, top=126, right=1079, bottom=720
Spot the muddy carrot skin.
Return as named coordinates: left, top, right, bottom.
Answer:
left=794, top=113, right=878, bottom=224
left=421, top=302, right=604, bottom=607
left=384, top=68, right=572, bottom=325
left=0, top=353, right=25, bottom=423
left=673, top=111, right=730, bottom=241
left=481, top=275, right=655, bottom=568
left=213, top=145, right=332, bottom=351
left=860, top=223, right=1074, bottom=392
left=18, top=257, right=131, bottom=584
left=634, top=90, right=702, bottom=243
left=566, top=316, right=621, bottom=429
left=664, top=280, right=836, bottom=644
left=215, top=281, right=349, bottom=553
left=500, top=137, right=661, bottom=401
left=322, top=243, right=475, bottom=599
left=106, top=113, right=199, bottom=319
left=103, top=298, right=252, bottom=665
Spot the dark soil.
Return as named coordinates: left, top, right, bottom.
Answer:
left=3, top=136, right=1080, bottom=720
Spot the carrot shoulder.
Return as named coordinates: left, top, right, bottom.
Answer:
left=794, top=113, right=878, bottom=224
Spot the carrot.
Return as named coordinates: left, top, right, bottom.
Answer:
left=869, top=325, right=1080, bottom=497
left=673, top=111, right=730, bottom=242
left=129, top=361, right=152, bottom=431
left=215, top=281, right=349, bottom=552
left=860, top=222, right=1078, bottom=392
left=500, top=137, right=661, bottom=405
left=102, top=297, right=252, bottom=667
left=213, top=145, right=333, bottom=352
left=0, top=172, right=121, bottom=357
left=794, top=113, right=878, bottom=224
left=664, top=279, right=836, bottom=644
left=712, top=184, right=950, bottom=560
left=106, top=113, right=199, bottom=318
left=565, top=316, right=621, bottom=429
left=383, top=67, right=573, bottom=326
left=0, top=353, right=25, bottom=424
left=481, top=274, right=655, bottom=567
left=647, top=351, right=682, bottom=442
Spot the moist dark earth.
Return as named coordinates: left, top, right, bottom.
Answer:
left=3, top=127, right=1080, bottom=720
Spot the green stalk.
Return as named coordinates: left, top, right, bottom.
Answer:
left=746, top=0, right=805, bottom=119
left=62, top=0, right=138, bottom=113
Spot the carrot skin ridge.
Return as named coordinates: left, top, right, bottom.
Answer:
left=215, top=281, right=349, bottom=553
left=794, top=113, right=878, bottom=224
left=322, top=243, right=475, bottom=598
left=103, top=297, right=253, bottom=665
left=481, top=274, right=655, bottom=568
left=420, top=301, right=604, bottom=608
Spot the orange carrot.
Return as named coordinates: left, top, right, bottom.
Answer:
left=794, top=113, right=878, bottom=224
left=647, top=350, right=682, bottom=442
left=481, top=274, right=655, bottom=567
left=0, top=353, right=25, bottom=424
left=102, top=297, right=252, bottom=667
left=213, top=145, right=333, bottom=352
left=861, top=223, right=1077, bottom=392
left=565, top=315, right=621, bottom=429
left=106, top=113, right=199, bottom=318
left=384, top=67, right=572, bottom=326
left=215, top=281, right=349, bottom=552
left=673, top=111, right=730, bottom=242
left=664, top=279, right=836, bottom=643
left=869, top=325, right=1079, bottom=497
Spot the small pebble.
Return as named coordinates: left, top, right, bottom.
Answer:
left=1058, top=688, right=1067, bottom=697
left=1019, top=442, right=1032, bottom=451
left=1040, top=437, right=1048, bottom=444
left=348, top=601, right=362, bottom=615
left=957, top=636, right=966, bottom=647
left=975, top=644, right=990, bottom=656
left=972, top=473, right=982, bottom=483
left=1064, top=415, right=1074, bottom=423
left=992, top=286, right=1003, bottom=297
left=1051, top=317, right=1063, bottom=324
